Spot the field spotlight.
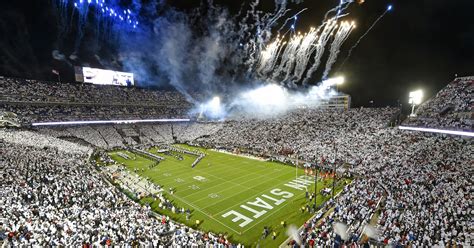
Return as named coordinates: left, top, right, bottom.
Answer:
left=323, top=76, right=345, bottom=87
left=408, top=89, right=423, bottom=116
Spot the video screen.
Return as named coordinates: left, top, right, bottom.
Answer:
left=82, top=67, right=134, bottom=86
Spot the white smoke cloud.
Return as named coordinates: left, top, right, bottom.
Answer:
left=52, top=50, right=73, bottom=67
left=196, top=77, right=341, bottom=119
left=113, top=0, right=354, bottom=119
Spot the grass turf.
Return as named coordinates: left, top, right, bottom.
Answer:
left=108, top=145, right=346, bottom=247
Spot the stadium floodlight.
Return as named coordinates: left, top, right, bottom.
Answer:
left=210, top=96, right=221, bottom=110
left=321, top=76, right=345, bottom=92
left=408, top=89, right=423, bottom=116
left=208, top=96, right=223, bottom=117
left=200, top=96, right=225, bottom=119
left=323, top=76, right=345, bottom=87
left=335, top=76, right=345, bottom=85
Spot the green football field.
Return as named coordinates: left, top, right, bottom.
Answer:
left=108, top=145, right=347, bottom=247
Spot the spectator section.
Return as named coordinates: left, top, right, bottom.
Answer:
left=405, top=76, right=473, bottom=129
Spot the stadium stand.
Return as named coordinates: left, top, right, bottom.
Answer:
left=195, top=108, right=399, bottom=164
left=1, top=76, right=472, bottom=247
left=0, top=77, right=190, bottom=106
left=404, top=76, right=473, bottom=130
left=0, top=77, right=192, bottom=124
left=0, top=132, right=236, bottom=247
left=292, top=131, right=472, bottom=247
left=1, top=105, right=189, bottom=124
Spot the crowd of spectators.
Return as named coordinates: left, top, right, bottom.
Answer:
left=195, top=107, right=398, bottom=164
left=1, top=104, right=189, bottom=124
left=0, top=77, right=190, bottom=107
left=35, top=108, right=395, bottom=160
left=0, top=131, right=237, bottom=247
left=37, top=124, right=176, bottom=149
left=1, top=75, right=472, bottom=247
left=294, top=131, right=472, bottom=247
left=27, top=106, right=471, bottom=247
left=184, top=108, right=470, bottom=247
left=0, top=77, right=192, bottom=124
left=404, top=76, right=473, bottom=129
left=375, top=135, right=471, bottom=247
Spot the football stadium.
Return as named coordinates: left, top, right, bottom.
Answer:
left=1, top=0, right=473, bottom=247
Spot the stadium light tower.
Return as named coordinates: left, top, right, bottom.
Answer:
left=408, top=90, right=423, bottom=117
left=322, top=76, right=345, bottom=87
left=335, top=76, right=345, bottom=92
left=335, top=76, right=345, bottom=85
left=322, top=76, right=345, bottom=92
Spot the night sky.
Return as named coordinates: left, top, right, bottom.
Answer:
left=0, top=0, right=473, bottom=107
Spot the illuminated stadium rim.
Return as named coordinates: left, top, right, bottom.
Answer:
left=399, top=126, right=474, bottom=137
left=32, top=119, right=190, bottom=126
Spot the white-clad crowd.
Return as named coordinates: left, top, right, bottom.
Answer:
left=1, top=77, right=189, bottom=107
left=293, top=130, right=472, bottom=247
left=0, top=131, right=238, bottom=247
left=404, top=76, right=473, bottom=129
left=194, top=107, right=398, bottom=164
left=1, top=76, right=192, bottom=124
left=1, top=75, right=472, bottom=247
left=1, top=104, right=189, bottom=124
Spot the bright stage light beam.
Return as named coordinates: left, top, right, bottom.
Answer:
left=408, top=89, right=423, bottom=105
left=209, top=96, right=221, bottom=111
left=408, top=89, right=423, bottom=116
left=336, top=76, right=345, bottom=85
left=322, top=76, right=345, bottom=86
left=199, top=96, right=225, bottom=119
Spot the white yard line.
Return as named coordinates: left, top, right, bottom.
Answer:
left=178, top=162, right=280, bottom=197
left=195, top=169, right=293, bottom=207
left=145, top=151, right=262, bottom=186
left=168, top=191, right=242, bottom=234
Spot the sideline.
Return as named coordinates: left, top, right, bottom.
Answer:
left=212, top=149, right=267, bottom=161
left=278, top=182, right=350, bottom=248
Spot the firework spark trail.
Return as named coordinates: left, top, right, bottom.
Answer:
left=256, top=16, right=351, bottom=86
left=291, top=27, right=319, bottom=83
left=277, top=8, right=308, bottom=34
left=73, top=6, right=90, bottom=54
left=339, top=5, right=392, bottom=70
left=247, top=0, right=309, bottom=70
left=261, top=37, right=288, bottom=78
left=322, top=21, right=355, bottom=79
left=238, top=0, right=294, bottom=74
left=324, top=0, right=354, bottom=20
left=53, top=0, right=357, bottom=98
left=270, top=34, right=303, bottom=82
left=280, top=34, right=305, bottom=85
left=257, top=36, right=283, bottom=75
left=302, top=19, right=339, bottom=84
